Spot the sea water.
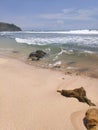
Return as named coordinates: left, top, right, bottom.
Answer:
left=0, top=30, right=98, bottom=77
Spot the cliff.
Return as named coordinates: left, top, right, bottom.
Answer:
left=0, top=22, right=22, bottom=31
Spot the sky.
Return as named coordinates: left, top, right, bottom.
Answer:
left=0, top=0, right=98, bottom=30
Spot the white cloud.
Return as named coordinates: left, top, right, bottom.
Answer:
left=39, top=8, right=98, bottom=21
left=30, top=8, right=98, bottom=30
left=2, top=8, right=98, bottom=30
left=25, top=8, right=98, bottom=29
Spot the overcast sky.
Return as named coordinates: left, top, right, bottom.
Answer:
left=0, top=0, right=98, bottom=30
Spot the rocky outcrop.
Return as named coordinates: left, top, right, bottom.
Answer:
left=84, top=108, right=98, bottom=130
left=28, top=50, right=46, bottom=60
left=57, top=87, right=95, bottom=106
left=0, top=22, right=21, bottom=31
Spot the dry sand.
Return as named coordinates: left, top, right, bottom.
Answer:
left=0, top=56, right=98, bottom=130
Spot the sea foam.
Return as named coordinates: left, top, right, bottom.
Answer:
left=15, top=36, right=98, bottom=48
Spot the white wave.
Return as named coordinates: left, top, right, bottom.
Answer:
left=1, top=29, right=98, bottom=35
left=45, top=48, right=51, bottom=52
left=58, top=49, right=67, bottom=55
left=53, top=61, right=62, bottom=66
left=15, top=36, right=98, bottom=47
left=58, top=48, right=74, bottom=56
left=66, top=66, right=78, bottom=70
left=20, top=30, right=98, bottom=34
left=15, top=38, right=48, bottom=45
left=53, top=56, right=59, bottom=61
left=15, top=38, right=32, bottom=45
left=15, top=37, right=70, bottom=45
left=83, top=50, right=94, bottom=54
left=0, top=32, right=6, bottom=36
left=0, top=31, right=22, bottom=35
left=64, top=30, right=98, bottom=34
left=29, top=30, right=98, bottom=34
left=49, top=61, right=62, bottom=68
left=26, top=30, right=98, bottom=34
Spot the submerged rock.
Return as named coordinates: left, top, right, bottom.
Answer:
left=28, top=50, right=46, bottom=60
left=67, top=61, right=76, bottom=65
left=84, top=108, right=98, bottom=130
left=57, top=87, right=95, bottom=106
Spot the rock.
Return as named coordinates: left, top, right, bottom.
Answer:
left=66, top=71, right=72, bottom=75
left=84, top=108, right=98, bottom=130
left=57, top=87, right=95, bottom=106
left=12, top=50, right=19, bottom=53
left=28, top=50, right=46, bottom=60
left=0, top=22, right=21, bottom=31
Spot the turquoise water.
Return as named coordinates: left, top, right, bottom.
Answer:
left=0, top=31, right=98, bottom=78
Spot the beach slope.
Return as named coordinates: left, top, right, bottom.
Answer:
left=0, top=56, right=98, bottom=130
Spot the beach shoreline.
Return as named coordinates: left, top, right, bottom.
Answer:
left=1, top=32, right=98, bottom=79
left=0, top=54, right=98, bottom=130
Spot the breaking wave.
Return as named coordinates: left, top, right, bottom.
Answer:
left=1, top=30, right=98, bottom=53
left=15, top=36, right=98, bottom=48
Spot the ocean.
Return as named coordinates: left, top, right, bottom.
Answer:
left=0, top=30, right=98, bottom=77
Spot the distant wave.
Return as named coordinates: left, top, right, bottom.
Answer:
left=60, top=30, right=98, bottom=34
left=20, top=30, right=98, bottom=34
left=21, top=30, right=98, bottom=34
left=1, top=29, right=98, bottom=35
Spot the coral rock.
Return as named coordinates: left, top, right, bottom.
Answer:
left=84, top=108, right=98, bottom=130
left=57, top=87, right=95, bottom=106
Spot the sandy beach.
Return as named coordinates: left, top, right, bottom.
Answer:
left=0, top=56, right=98, bottom=130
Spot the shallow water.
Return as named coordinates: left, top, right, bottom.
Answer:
left=0, top=31, right=98, bottom=78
